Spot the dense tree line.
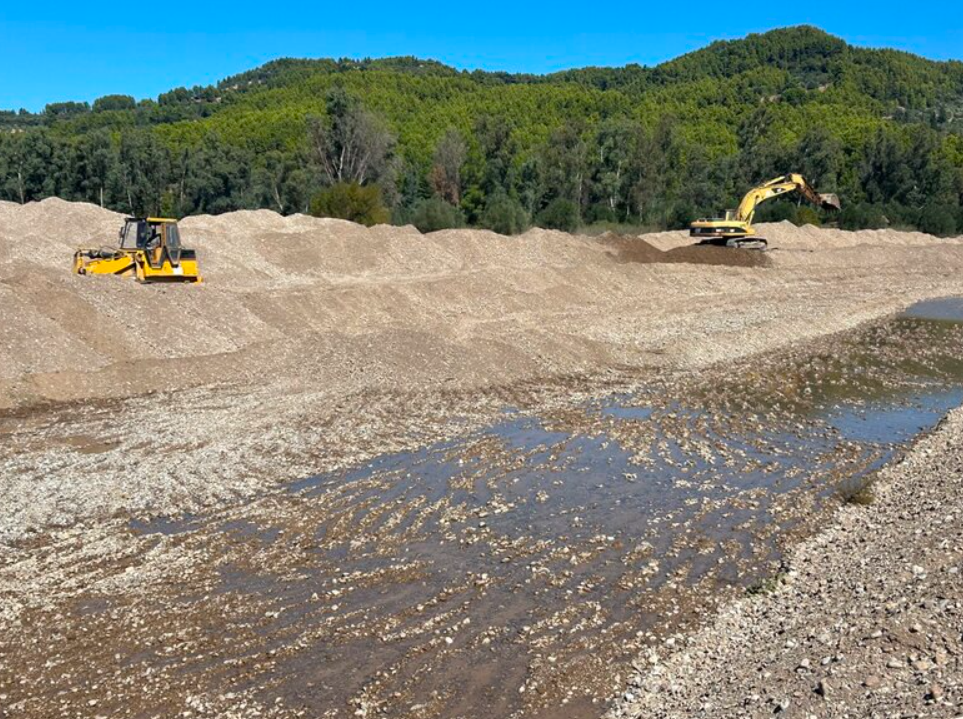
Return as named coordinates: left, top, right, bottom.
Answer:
left=1, top=26, right=962, bottom=235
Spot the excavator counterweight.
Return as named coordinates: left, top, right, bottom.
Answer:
left=690, top=174, right=841, bottom=249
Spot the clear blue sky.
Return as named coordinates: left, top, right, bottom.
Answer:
left=2, top=2, right=961, bottom=112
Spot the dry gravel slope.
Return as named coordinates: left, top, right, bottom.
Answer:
left=3, top=197, right=963, bottom=412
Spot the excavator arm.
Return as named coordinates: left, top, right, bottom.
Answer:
left=735, top=173, right=841, bottom=224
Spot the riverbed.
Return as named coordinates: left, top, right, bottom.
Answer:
left=4, top=300, right=962, bottom=718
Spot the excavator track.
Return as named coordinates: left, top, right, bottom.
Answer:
left=697, top=237, right=769, bottom=251
left=727, top=237, right=768, bottom=250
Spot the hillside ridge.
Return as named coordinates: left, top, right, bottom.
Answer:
left=1, top=26, right=961, bottom=236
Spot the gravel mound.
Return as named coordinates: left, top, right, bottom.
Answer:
left=596, top=234, right=770, bottom=267
left=1, top=199, right=960, bottom=408
left=3, top=198, right=963, bottom=541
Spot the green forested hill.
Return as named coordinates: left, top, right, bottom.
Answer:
left=2, top=26, right=962, bottom=235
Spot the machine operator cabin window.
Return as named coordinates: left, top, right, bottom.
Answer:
left=146, top=226, right=161, bottom=250
left=120, top=221, right=136, bottom=250
left=119, top=220, right=148, bottom=250
left=167, top=224, right=181, bottom=251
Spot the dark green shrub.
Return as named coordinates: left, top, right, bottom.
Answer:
left=92, top=94, right=136, bottom=112
left=309, top=182, right=390, bottom=226
left=535, top=198, right=580, bottom=232
left=584, top=203, right=618, bottom=224
left=481, top=192, right=529, bottom=235
left=839, top=203, right=888, bottom=230
left=919, top=204, right=958, bottom=237
left=793, top=206, right=821, bottom=226
left=410, top=197, right=465, bottom=233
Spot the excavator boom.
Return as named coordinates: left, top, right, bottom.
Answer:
left=735, top=174, right=840, bottom=224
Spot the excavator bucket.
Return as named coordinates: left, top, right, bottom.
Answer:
left=819, top=193, right=842, bottom=211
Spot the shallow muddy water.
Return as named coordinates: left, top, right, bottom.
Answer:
left=116, top=299, right=963, bottom=718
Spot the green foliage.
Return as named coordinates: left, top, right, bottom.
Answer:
left=429, top=128, right=467, bottom=204
left=919, top=204, right=958, bottom=236
left=756, top=201, right=796, bottom=223
left=536, top=198, right=580, bottom=232
left=756, top=202, right=823, bottom=226
left=307, top=86, right=395, bottom=185
left=408, top=197, right=465, bottom=232
left=481, top=192, right=529, bottom=235
left=92, top=94, right=136, bottom=113
left=794, top=206, right=822, bottom=226
left=44, top=101, right=90, bottom=119
left=0, top=26, right=961, bottom=234
left=309, top=182, right=390, bottom=226
left=839, top=203, right=889, bottom=230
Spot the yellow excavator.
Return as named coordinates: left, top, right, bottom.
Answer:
left=690, top=173, right=841, bottom=249
left=73, top=217, right=201, bottom=283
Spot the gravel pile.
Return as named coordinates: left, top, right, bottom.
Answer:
left=2, top=198, right=963, bottom=543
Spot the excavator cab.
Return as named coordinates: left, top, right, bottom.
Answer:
left=74, top=218, right=201, bottom=283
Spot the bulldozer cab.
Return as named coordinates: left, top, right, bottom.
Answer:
left=119, top=218, right=181, bottom=269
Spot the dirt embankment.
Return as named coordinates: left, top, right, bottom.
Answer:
left=2, top=198, right=963, bottom=543
left=2, top=199, right=960, bottom=411
left=598, top=234, right=771, bottom=267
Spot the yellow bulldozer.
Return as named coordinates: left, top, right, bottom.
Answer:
left=690, top=173, right=841, bottom=249
left=73, top=217, right=201, bottom=283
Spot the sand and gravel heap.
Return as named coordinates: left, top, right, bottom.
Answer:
left=3, top=198, right=963, bottom=544
left=3, top=197, right=963, bottom=411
